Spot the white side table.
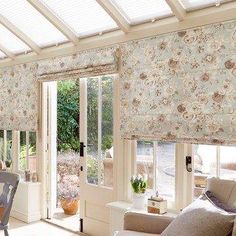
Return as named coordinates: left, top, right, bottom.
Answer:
left=107, top=201, right=177, bottom=236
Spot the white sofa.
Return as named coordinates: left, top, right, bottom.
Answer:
left=116, top=178, right=236, bottom=236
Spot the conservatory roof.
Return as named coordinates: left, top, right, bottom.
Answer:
left=0, top=0, right=235, bottom=67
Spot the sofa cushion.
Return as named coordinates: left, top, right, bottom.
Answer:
left=115, top=231, right=159, bottom=236
left=161, top=195, right=235, bottom=236
left=205, top=191, right=236, bottom=213
left=228, top=185, right=236, bottom=209
left=206, top=177, right=236, bottom=205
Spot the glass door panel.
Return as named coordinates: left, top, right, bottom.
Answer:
left=101, top=77, right=113, bottom=187
left=87, top=78, right=99, bottom=185
left=86, top=76, right=114, bottom=187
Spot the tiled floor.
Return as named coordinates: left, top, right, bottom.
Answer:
left=46, top=208, right=80, bottom=232
left=0, top=218, right=79, bottom=236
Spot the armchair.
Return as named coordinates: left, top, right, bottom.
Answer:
left=116, top=177, right=236, bottom=236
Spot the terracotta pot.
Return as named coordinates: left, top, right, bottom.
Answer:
left=60, top=198, right=79, bottom=215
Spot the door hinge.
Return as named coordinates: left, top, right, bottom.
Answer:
left=80, top=218, right=83, bottom=232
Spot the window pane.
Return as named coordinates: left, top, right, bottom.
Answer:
left=111, top=0, right=172, bottom=24
left=20, top=131, right=27, bottom=171
left=0, top=0, right=67, bottom=47
left=101, top=77, right=113, bottom=187
left=193, top=144, right=217, bottom=198
left=29, top=132, right=37, bottom=173
left=156, top=142, right=175, bottom=201
left=0, top=25, right=30, bottom=54
left=180, top=0, right=233, bottom=11
left=0, top=131, right=4, bottom=161
left=41, top=0, right=117, bottom=37
left=136, top=141, right=154, bottom=189
left=220, top=146, right=236, bottom=180
left=87, top=78, right=99, bottom=185
left=6, top=131, right=12, bottom=158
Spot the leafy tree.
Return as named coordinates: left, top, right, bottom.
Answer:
left=57, top=77, right=113, bottom=154
left=57, top=79, right=80, bottom=152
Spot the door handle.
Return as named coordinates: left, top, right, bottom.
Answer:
left=80, top=142, right=86, bottom=157
left=186, top=156, right=192, bottom=172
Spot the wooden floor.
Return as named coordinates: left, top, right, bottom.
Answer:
left=0, top=218, right=80, bottom=236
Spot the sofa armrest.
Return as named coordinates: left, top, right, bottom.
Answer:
left=124, top=212, right=174, bottom=234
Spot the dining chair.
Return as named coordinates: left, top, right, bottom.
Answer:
left=0, top=172, right=20, bottom=236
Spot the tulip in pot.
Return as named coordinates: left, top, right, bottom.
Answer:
left=131, top=175, right=147, bottom=210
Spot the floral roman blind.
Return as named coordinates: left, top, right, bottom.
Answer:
left=0, top=46, right=119, bottom=131
left=120, top=20, right=236, bottom=145
left=37, top=47, right=120, bottom=81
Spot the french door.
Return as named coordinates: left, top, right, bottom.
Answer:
left=79, top=75, right=116, bottom=236
left=40, top=81, right=57, bottom=219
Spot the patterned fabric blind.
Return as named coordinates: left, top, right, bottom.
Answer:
left=0, top=46, right=119, bottom=131
left=120, top=20, right=236, bottom=145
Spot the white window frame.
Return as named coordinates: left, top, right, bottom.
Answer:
left=133, top=142, right=236, bottom=212
left=186, top=144, right=236, bottom=205
left=12, top=130, right=37, bottom=174
left=192, top=144, right=236, bottom=180
left=132, top=141, right=195, bottom=212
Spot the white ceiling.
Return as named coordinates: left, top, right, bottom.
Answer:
left=0, top=0, right=234, bottom=61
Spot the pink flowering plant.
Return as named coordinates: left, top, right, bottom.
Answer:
left=58, top=176, right=80, bottom=200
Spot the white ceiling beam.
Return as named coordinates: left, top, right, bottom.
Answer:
left=27, top=0, right=79, bottom=45
left=165, top=0, right=186, bottom=21
left=96, top=0, right=130, bottom=33
left=0, top=14, right=41, bottom=54
left=1, top=1, right=236, bottom=68
left=0, top=45, right=15, bottom=60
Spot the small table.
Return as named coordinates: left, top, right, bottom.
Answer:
left=107, top=201, right=177, bottom=236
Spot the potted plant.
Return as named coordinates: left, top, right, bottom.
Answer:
left=131, top=174, right=147, bottom=209
left=58, top=179, right=80, bottom=215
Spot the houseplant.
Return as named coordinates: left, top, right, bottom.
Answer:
left=131, top=174, right=147, bottom=209
left=58, top=178, right=80, bottom=215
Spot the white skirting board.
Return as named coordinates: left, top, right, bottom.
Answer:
left=11, top=181, right=41, bottom=223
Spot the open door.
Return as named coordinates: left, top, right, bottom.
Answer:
left=42, top=80, right=82, bottom=232
left=79, top=76, right=116, bottom=236
left=41, top=81, right=58, bottom=219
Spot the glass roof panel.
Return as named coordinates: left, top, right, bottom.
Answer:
left=180, top=0, right=233, bottom=11
left=0, top=51, right=6, bottom=58
left=0, top=24, right=30, bottom=54
left=0, top=0, right=67, bottom=47
left=41, top=0, right=118, bottom=37
left=111, top=0, right=173, bottom=25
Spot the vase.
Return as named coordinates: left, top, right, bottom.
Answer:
left=60, top=198, right=79, bottom=215
left=132, top=193, right=145, bottom=209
